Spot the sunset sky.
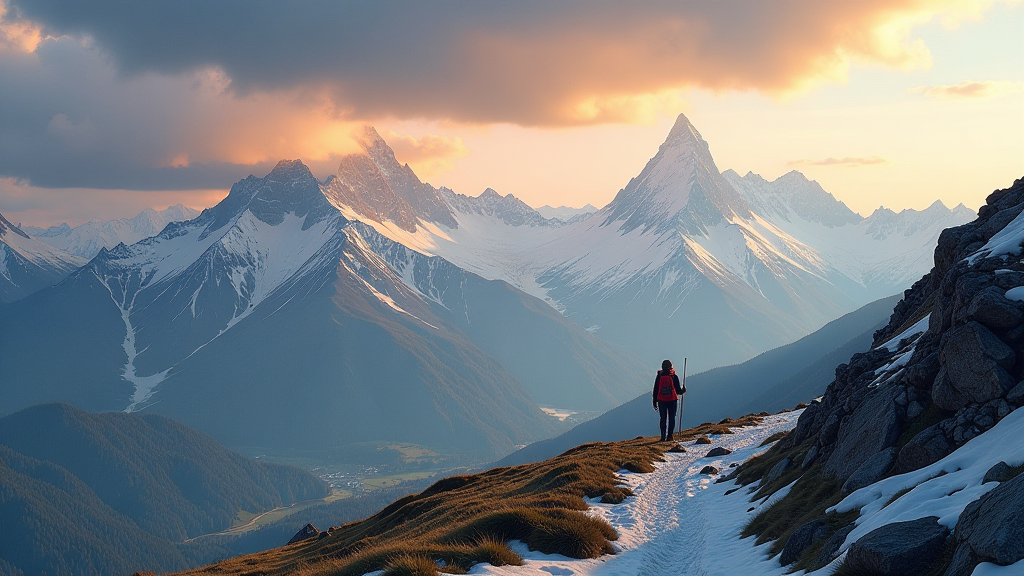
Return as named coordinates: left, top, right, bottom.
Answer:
left=0, top=0, right=1021, bottom=226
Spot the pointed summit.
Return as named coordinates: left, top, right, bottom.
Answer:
left=603, top=112, right=749, bottom=234
left=325, top=127, right=456, bottom=231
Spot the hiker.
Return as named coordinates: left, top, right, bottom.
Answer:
left=653, top=359, right=685, bottom=441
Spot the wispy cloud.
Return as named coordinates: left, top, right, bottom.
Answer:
left=910, top=80, right=1024, bottom=99
left=386, top=132, right=469, bottom=177
left=787, top=156, right=889, bottom=167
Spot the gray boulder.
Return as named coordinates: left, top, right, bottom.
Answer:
left=1007, top=381, right=1024, bottom=404
left=933, top=367, right=970, bottom=411
left=779, top=519, right=827, bottom=566
left=846, top=517, right=949, bottom=576
left=706, top=447, right=732, bottom=457
left=763, top=457, right=791, bottom=487
left=942, top=321, right=1016, bottom=404
left=287, top=523, right=320, bottom=544
left=955, top=471, right=1024, bottom=565
left=943, top=543, right=980, bottom=576
left=699, top=465, right=719, bottom=475
left=842, top=447, right=898, bottom=496
left=823, top=386, right=902, bottom=481
left=982, top=461, right=1014, bottom=484
left=817, top=523, right=856, bottom=567
left=893, top=425, right=952, bottom=475
left=965, top=286, right=1023, bottom=329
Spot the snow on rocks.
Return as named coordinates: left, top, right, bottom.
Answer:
left=470, top=410, right=803, bottom=576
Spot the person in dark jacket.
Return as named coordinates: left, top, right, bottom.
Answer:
left=653, top=359, right=684, bottom=441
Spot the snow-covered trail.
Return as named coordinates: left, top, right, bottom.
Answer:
left=474, top=411, right=803, bottom=576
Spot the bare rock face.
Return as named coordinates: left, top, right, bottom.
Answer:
left=965, top=286, right=1024, bottom=329
left=846, top=517, right=949, bottom=576
left=892, top=424, right=952, bottom=475
left=953, top=471, right=1024, bottom=566
left=942, top=321, right=1015, bottom=405
left=780, top=519, right=827, bottom=566
left=762, top=457, right=791, bottom=487
left=842, top=446, right=898, bottom=496
left=823, top=385, right=902, bottom=481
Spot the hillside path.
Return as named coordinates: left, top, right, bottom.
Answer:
left=473, top=411, right=802, bottom=576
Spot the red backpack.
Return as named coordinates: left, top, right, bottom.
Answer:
left=656, top=371, right=677, bottom=402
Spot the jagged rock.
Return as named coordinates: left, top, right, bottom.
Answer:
left=823, top=386, right=902, bottom=481
left=942, top=321, right=1016, bottom=404
left=763, top=458, right=791, bottom=487
left=846, top=517, right=949, bottom=576
left=780, top=520, right=828, bottom=565
left=818, top=412, right=842, bottom=446
left=706, top=447, right=732, bottom=457
left=906, top=400, right=925, bottom=420
left=933, top=367, right=970, bottom=411
left=893, top=424, right=952, bottom=475
left=943, top=543, right=980, bottom=576
left=982, top=461, right=1014, bottom=484
left=699, top=465, right=719, bottom=475
left=801, top=444, right=819, bottom=470
left=902, top=351, right=940, bottom=389
left=817, top=523, right=856, bottom=567
left=966, top=286, right=1023, bottom=329
left=288, top=523, right=320, bottom=544
left=1007, top=381, right=1024, bottom=404
left=955, top=471, right=1024, bottom=565
left=842, top=447, right=899, bottom=495
left=317, top=530, right=331, bottom=539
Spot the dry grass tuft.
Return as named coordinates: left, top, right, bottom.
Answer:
left=172, top=415, right=764, bottom=576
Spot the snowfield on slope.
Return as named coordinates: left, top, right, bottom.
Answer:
left=468, top=411, right=804, bottom=576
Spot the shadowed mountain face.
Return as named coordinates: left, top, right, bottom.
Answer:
left=0, top=159, right=645, bottom=462
left=0, top=403, right=327, bottom=576
left=496, top=293, right=901, bottom=466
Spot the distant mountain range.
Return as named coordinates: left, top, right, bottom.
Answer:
left=331, top=117, right=973, bottom=372
left=0, top=205, right=198, bottom=303
left=0, top=114, right=971, bottom=465
left=0, top=403, right=326, bottom=576
left=0, top=160, right=644, bottom=463
left=22, top=204, right=200, bottom=259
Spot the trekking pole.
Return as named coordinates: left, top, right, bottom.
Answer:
left=677, top=357, right=686, bottom=439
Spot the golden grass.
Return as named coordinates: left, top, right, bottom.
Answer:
left=169, top=415, right=763, bottom=576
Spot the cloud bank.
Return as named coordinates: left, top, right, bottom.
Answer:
left=0, top=0, right=1009, bottom=193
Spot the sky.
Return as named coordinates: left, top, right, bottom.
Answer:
left=0, top=0, right=1020, bottom=226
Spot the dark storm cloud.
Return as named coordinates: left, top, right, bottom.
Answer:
left=0, top=0, right=949, bottom=192
left=7, top=0, right=937, bottom=125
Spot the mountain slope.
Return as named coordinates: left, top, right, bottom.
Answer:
left=721, top=175, right=1024, bottom=574
left=22, top=204, right=200, bottom=259
left=0, top=211, right=85, bottom=303
left=497, top=293, right=899, bottom=466
left=0, top=404, right=328, bottom=542
left=0, top=160, right=643, bottom=462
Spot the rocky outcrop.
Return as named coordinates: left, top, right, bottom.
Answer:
left=948, top=472, right=1024, bottom=571
left=822, top=385, right=902, bottom=481
left=845, top=517, right=949, bottom=576
left=842, top=447, right=898, bottom=496
left=287, top=523, right=320, bottom=544
left=779, top=520, right=827, bottom=566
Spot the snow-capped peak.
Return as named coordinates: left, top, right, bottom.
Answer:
left=601, top=112, right=750, bottom=234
